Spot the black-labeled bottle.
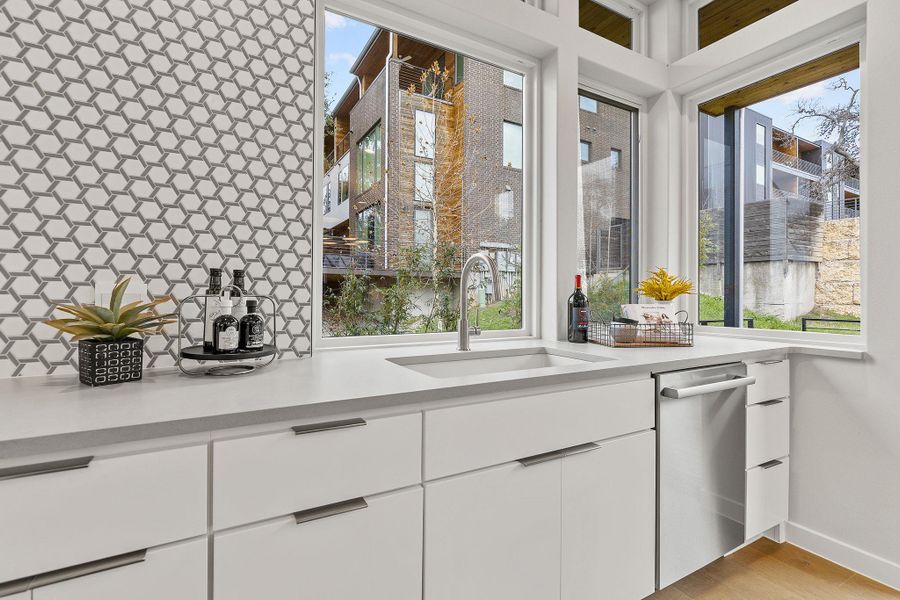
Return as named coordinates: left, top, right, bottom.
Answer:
left=239, top=299, right=265, bottom=351
left=567, top=274, right=589, bottom=343
left=212, top=294, right=240, bottom=354
left=232, top=268, right=247, bottom=322
left=203, top=268, right=223, bottom=352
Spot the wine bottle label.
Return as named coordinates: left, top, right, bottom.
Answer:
left=572, top=307, right=589, bottom=331
left=218, top=326, right=239, bottom=351
left=204, top=299, right=227, bottom=344
left=246, top=322, right=264, bottom=349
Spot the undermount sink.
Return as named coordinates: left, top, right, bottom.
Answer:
left=387, top=347, right=612, bottom=379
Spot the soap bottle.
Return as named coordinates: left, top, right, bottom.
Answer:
left=231, top=268, right=247, bottom=322
left=239, top=299, right=265, bottom=351
left=212, top=293, right=240, bottom=354
left=203, top=268, right=223, bottom=352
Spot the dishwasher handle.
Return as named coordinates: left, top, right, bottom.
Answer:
left=660, top=375, right=756, bottom=399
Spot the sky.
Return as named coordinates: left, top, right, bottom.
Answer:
left=324, top=11, right=376, bottom=110
left=748, top=69, right=860, bottom=142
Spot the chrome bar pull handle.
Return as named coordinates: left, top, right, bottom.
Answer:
left=517, top=448, right=569, bottom=467
left=563, top=442, right=602, bottom=457
left=292, top=418, right=366, bottom=435
left=660, top=375, right=756, bottom=399
left=758, top=399, right=785, bottom=406
left=0, top=456, right=94, bottom=482
left=760, top=459, right=784, bottom=470
left=0, top=549, right=146, bottom=597
left=294, top=497, right=368, bottom=525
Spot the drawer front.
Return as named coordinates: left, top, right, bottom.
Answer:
left=214, top=487, right=423, bottom=600
left=0, top=445, right=207, bottom=583
left=746, top=398, right=790, bottom=468
left=745, top=457, right=789, bottom=539
left=213, top=413, right=422, bottom=529
left=424, top=379, right=654, bottom=480
left=747, top=359, right=789, bottom=405
left=32, top=539, right=206, bottom=600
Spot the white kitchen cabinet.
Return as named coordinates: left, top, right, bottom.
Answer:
left=746, top=359, right=789, bottom=405
left=214, top=486, right=423, bottom=600
left=213, top=413, right=422, bottom=529
left=746, top=457, right=790, bottom=539
left=561, top=431, right=656, bottom=600
left=746, top=397, right=790, bottom=468
left=424, top=459, right=562, bottom=600
left=0, top=444, right=207, bottom=583
left=31, top=539, right=207, bottom=600
left=0, top=591, right=28, bottom=599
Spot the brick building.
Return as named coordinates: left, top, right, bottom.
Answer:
left=322, top=29, right=525, bottom=294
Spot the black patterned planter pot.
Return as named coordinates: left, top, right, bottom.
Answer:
left=78, top=338, right=144, bottom=387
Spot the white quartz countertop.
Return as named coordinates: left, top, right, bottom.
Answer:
left=0, top=335, right=863, bottom=457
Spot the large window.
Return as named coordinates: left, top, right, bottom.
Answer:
left=578, top=91, right=638, bottom=321
left=322, top=12, right=525, bottom=338
left=357, top=123, right=382, bottom=193
left=698, top=47, right=861, bottom=335
left=503, top=121, right=523, bottom=170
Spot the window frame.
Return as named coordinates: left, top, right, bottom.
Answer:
left=684, top=28, right=866, bottom=345
left=576, top=86, right=642, bottom=306
left=357, top=122, right=382, bottom=193
left=314, top=3, right=540, bottom=349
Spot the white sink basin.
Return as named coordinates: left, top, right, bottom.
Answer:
left=387, top=347, right=612, bottom=379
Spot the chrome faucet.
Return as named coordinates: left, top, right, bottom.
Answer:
left=458, top=252, right=503, bottom=351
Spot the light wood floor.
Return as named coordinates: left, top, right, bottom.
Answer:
left=649, top=538, right=900, bottom=599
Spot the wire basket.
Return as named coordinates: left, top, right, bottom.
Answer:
left=589, top=319, right=694, bottom=348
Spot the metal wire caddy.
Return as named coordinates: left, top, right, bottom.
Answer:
left=589, top=319, right=694, bottom=348
left=176, top=285, right=279, bottom=376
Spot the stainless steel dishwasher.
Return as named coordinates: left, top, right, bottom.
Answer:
left=654, top=362, right=757, bottom=590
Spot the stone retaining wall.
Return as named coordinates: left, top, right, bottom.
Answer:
left=815, top=218, right=861, bottom=317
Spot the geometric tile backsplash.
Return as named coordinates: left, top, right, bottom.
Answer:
left=0, top=0, right=316, bottom=376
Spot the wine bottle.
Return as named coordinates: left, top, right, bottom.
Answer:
left=239, top=299, right=265, bottom=350
left=212, top=293, right=240, bottom=353
left=203, top=268, right=223, bottom=352
left=567, top=274, right=589, bottom=343
left=231, top=268, right=247, bottom=322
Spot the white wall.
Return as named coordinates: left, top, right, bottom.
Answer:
left=786, top=0, right=900, bottom=587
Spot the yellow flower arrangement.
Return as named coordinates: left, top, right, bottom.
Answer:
left=635, top=267, right=695, bottom=302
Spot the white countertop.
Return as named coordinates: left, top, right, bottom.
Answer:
left=0, top=336, right=863, bottom=457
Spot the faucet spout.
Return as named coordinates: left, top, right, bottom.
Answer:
left=458, top=252, right=503, bottom=351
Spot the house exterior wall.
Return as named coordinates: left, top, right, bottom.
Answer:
left=578, top=100, right=634, bottom=274
left=348, top=68, right=387, bottom=240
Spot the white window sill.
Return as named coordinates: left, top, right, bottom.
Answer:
left=696, top=326, right=866, bottom=360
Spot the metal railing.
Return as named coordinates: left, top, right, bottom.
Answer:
left=801, top=317, right=860, bottom=333
left=772, top=149, right=822, bottom=177
left=322, top=235, right=374, bottom=271
left=397, top=61, right=452, bottom=102
left=324, top=137, right=350, bottom=173
left=698, top=318, right=756, bottom=328
left=771, top=188, right=821, bottom=204
left=845, top=177, right=860, bottom=191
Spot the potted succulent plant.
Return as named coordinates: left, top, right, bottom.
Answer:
left=44, top=277, right=175, bottom=386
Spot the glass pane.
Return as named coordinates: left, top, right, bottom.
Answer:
left=503, top=70, right=524, bottom=90
left=323, top=12, right=524, bottom=337
left=579, top=96, right=598, bottom=113
left=698, top=67, right=861, bottom=335
left=502, top=121, right=523, bottom=169
left=580, top=141, right=590, bottom=163
left=579, top=0, right=633, bottom=49
left=578, top=93, right=635, bottom=321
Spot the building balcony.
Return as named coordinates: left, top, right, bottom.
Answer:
left=322, top=235, right=375, bottom=272
left=772, top=149, right=822, bottom=177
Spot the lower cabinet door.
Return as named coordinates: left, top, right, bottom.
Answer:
left=561, top=431, right=656, bottom=600
left=214, top=486, right=423, bottom=600
left=424, top=459, right=562, bottom=600
left=746, top=457, right=789, bottom=539
left=32, top=539, right=207, bottom=600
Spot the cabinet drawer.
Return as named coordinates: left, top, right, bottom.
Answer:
left=745, top=457, right=789, bottom=539
left=424, top=379, right=654, bottom=480
left=213, top=413, right=421, bottom=529
left=747, top=359, right=789, bottom=405
left=32, top=539, right=206, bottom=600
left=746, top=398, right=790, bottom=468
left=0, top=445, right=207, bottom=583
left=214, top=487, right=423, bottom=600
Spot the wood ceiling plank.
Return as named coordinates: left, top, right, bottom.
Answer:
left=699, top=0, right=800, bottom=49
left=699, top=44, right=859, bottom=117
left=579, top=0, right=632, bottom=50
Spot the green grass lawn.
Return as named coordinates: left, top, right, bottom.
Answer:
left=699, top=294, right=860, bottom=334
